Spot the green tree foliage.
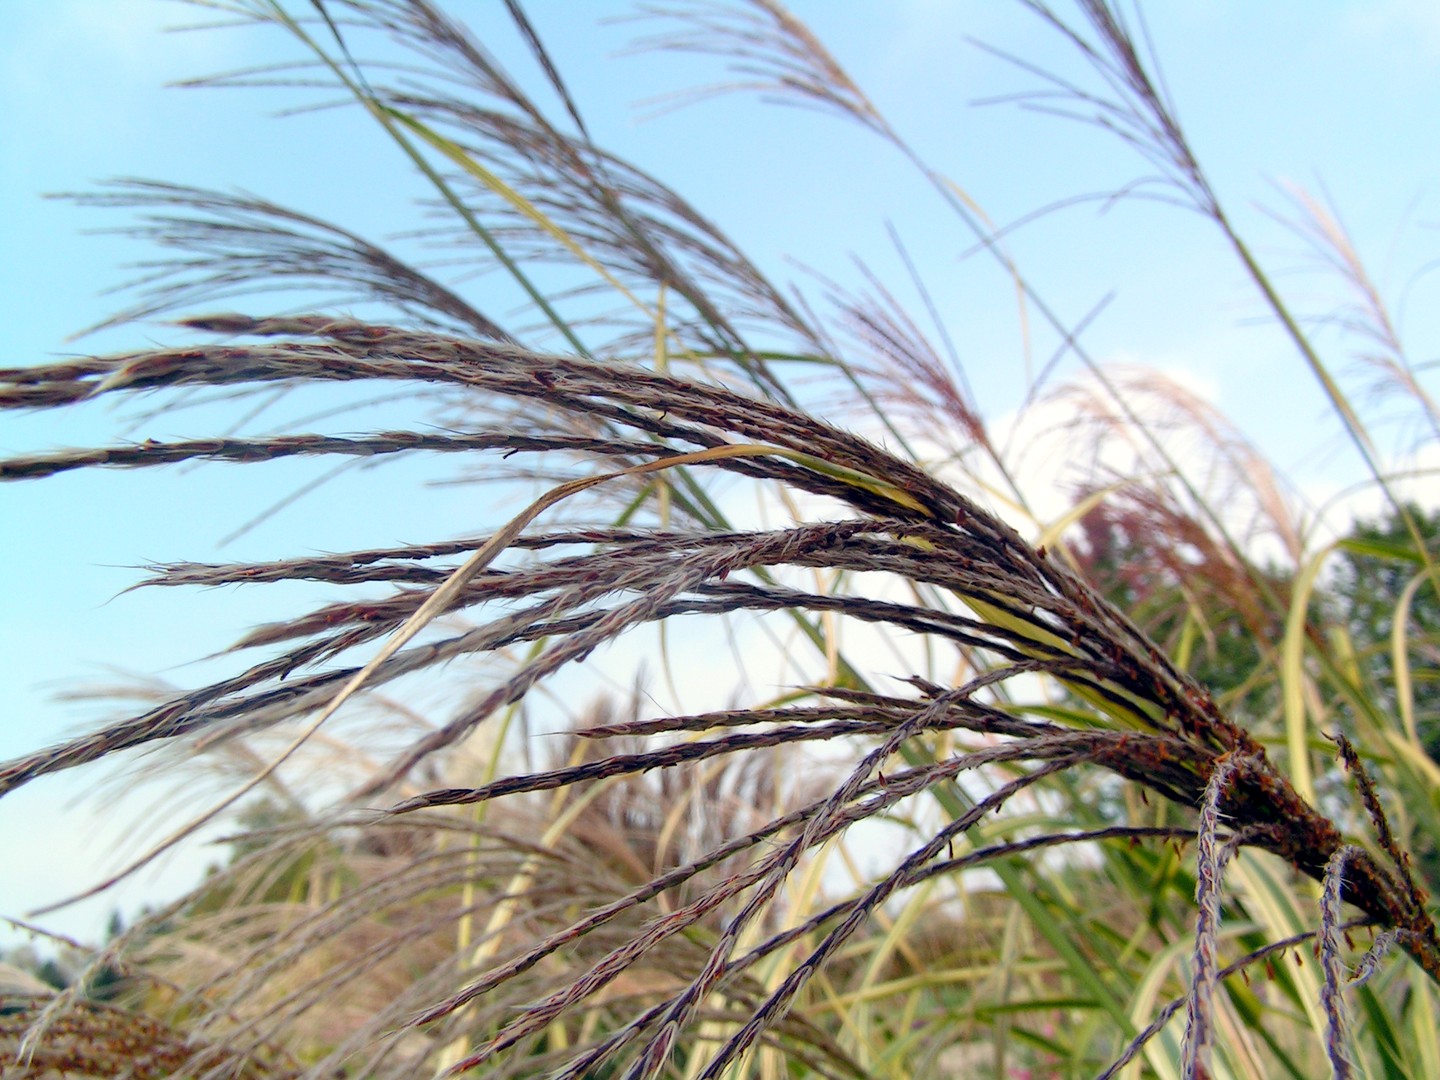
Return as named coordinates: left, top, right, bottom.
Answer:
left=1333, top=504, right=1440, bottom=759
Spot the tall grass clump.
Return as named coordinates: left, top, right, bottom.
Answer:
left=2, top=2, right=1438, bottom=1077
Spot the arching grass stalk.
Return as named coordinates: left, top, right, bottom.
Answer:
left=4, top=312, right=1437, bottom=1076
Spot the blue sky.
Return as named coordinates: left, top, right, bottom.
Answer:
left=2, top=1, right=1438, bottom=944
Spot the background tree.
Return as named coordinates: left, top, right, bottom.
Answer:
left=1334, top=505, right=1440, bottom=759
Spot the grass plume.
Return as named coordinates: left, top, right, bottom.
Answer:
left=3, top=2, right=1438, bottom=1076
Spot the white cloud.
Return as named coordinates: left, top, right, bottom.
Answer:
left=1340, top=0, right=1440, bottom=61
left=2, top=1, right=247, bottom=147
